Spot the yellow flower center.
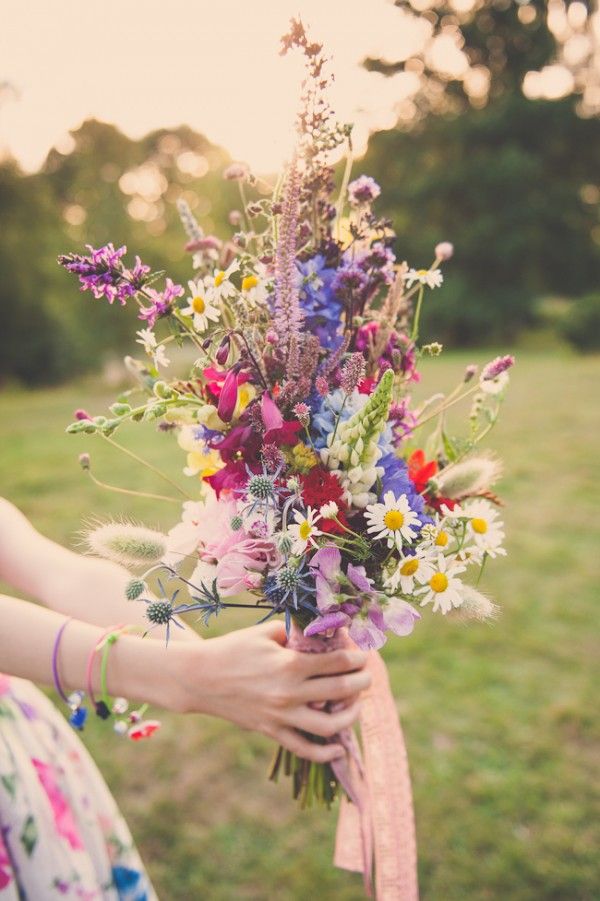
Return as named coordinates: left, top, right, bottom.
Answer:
left=384, top=510, right=404, bottom=531
left=299, top=521, right=312, bottom=541
left=471, top=517, right=488, bottom=534
left=242, top=274, right=258, bottom=292
left=400, top=558, right=419, bottom=576
left=429, top=572, right=448, bottom=593
left=192, top=296, right=205, bottom=314
left=214, top=270, right=225, bottom=287
left=435, top=530, right=449, bottom=547
left=417, top=269, right=428, bottom=277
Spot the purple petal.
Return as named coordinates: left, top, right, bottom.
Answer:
left=367, top=604, right=385, bottom=631
left=383, top=599, right=420, bottom=637
left=315, top=573, right=337, bottom=613
left=304, top=611, right=351, bottom=637
left=310, top=545, right=342, bottom=583
left=348, top=617, right=387, bottom=651
left=347, top=564, right=374, bottom=594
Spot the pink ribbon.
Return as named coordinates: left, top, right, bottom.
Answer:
left=286, top=625, right=418, bottom=898
left=334, top=650, right=419, bottom=900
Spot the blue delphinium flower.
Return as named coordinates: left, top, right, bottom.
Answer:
left=297, top=255, right=343, bottom=348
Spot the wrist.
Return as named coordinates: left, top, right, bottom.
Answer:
left=106, top=634, right=192, bottom=713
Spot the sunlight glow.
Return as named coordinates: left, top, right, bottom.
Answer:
left=0, top=0, right=428, bottom=173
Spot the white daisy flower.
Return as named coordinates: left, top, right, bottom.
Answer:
left=288, top=507, right=323, bottom=554
left=182, top=279, right=222, bottom=332
left=136, top=328, right=170, bottom=368
left=416, top=554, right=466, bottom=614
left=404, top=268, right=443, bottom=289
left=153, top=344, right=170, bottom=369
left=240, top=262, right=271, bottom=307
left=319, top=501, right=339, bottom=520
left=136, top=328, right=157, bottom=353
left=385, top=547, right=436, bottom=594
left=211, top=259, right=240, bottom=302
left=365, top=491, right=421, bottom=551
left=463, top=499, right=506, bottom=558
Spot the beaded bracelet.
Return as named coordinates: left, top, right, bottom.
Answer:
left=86, top=625, right=161, bottom=740
left=51, top=618, right=88, bottom=730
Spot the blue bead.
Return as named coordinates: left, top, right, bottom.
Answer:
left=69, top=706, right=88, bottom=730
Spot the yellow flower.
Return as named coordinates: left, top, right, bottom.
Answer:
left=177, top=426, right=224, bottom=480
left=288, top=443, right=318, bottom=474
left=236, top=382, right=256, bottom=416
left=241, top=274, right=259, bottom=292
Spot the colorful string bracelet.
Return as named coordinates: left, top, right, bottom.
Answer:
left=52, top=617, right=88, bottom=730
left=86, top=625, right=161, bottom=740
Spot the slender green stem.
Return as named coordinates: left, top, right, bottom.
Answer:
left=84, top=470, right=181, bottom=505
left=100, top=434, right=193, bottom=500
left=329, top=396, right=348, bottom=445
left=411, top=286, right=425, bottom=343
left=335, top=141, right=354, bottom=235
left=413, top=384, right=480, bottom=432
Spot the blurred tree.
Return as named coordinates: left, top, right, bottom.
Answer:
left=0, top=121, right=238, bottom=384
left=361, top=0, right=600, bottom=344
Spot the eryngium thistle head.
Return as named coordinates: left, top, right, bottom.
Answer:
left=82, top=520, right=168, bottom=568
left=146, top=600, right=174, bottom=625
left=247, top=474, right=276, bottom=500
left=435, top=453, right=502, bottom=500
left=125, top=579, right=146, bottom=601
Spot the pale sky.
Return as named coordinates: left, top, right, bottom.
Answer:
left=0, top=0, right=430, bottom=173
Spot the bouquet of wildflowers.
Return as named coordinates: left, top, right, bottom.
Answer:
left=60, top=21, right=513, bottom=810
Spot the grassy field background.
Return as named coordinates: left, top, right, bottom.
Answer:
left=1, top=352, right=599, bottom=900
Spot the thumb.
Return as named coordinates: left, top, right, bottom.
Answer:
left=259, top=618, right=288, bottom=646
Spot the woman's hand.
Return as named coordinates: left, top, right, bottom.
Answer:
left=171, top=621, right=371, bottom=763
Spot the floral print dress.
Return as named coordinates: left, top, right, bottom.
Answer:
left=0, top=674, right=157, bottom=900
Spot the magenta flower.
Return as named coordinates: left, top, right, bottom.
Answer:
left=218, top=369, right=239, bottom=422
left=32, top=758, right=84, bottom=851
left=481, top=354, right=515, bottom=380
left=261, top=394, right=302, bottom=446
left=138, top=278, right=183, bottom=327
left=58, top=243, right=145, bottom=305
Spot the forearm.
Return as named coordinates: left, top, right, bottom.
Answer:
left=0, top=593, right=185, bottom=711
left=0, top=498, right=198, bottom=639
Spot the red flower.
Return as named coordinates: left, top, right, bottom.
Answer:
left=300, top=468, right=348, bottom=535
left=408, top=449, right=456, bottom=513
left=261, top=394, right=302, bottom=446
left=408, top=449, right=438, bottom=494
left=128, top=719, right=161, bottom=741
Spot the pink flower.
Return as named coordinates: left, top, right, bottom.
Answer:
left=218, top=369, right=239, bottom=422
left=32, top=758, right=84, bottom=850
left=215, top=538, right=280, bottom=595
left=261, top=394, right=302, bottom=446
left=128, top=720, right=161, bottom=741
left=0, top=831, right=13, bottom=889
left=435, top=241, right=454, bottom=261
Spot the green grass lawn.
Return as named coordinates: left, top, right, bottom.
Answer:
left=1, top=352, right=599, bottom=900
